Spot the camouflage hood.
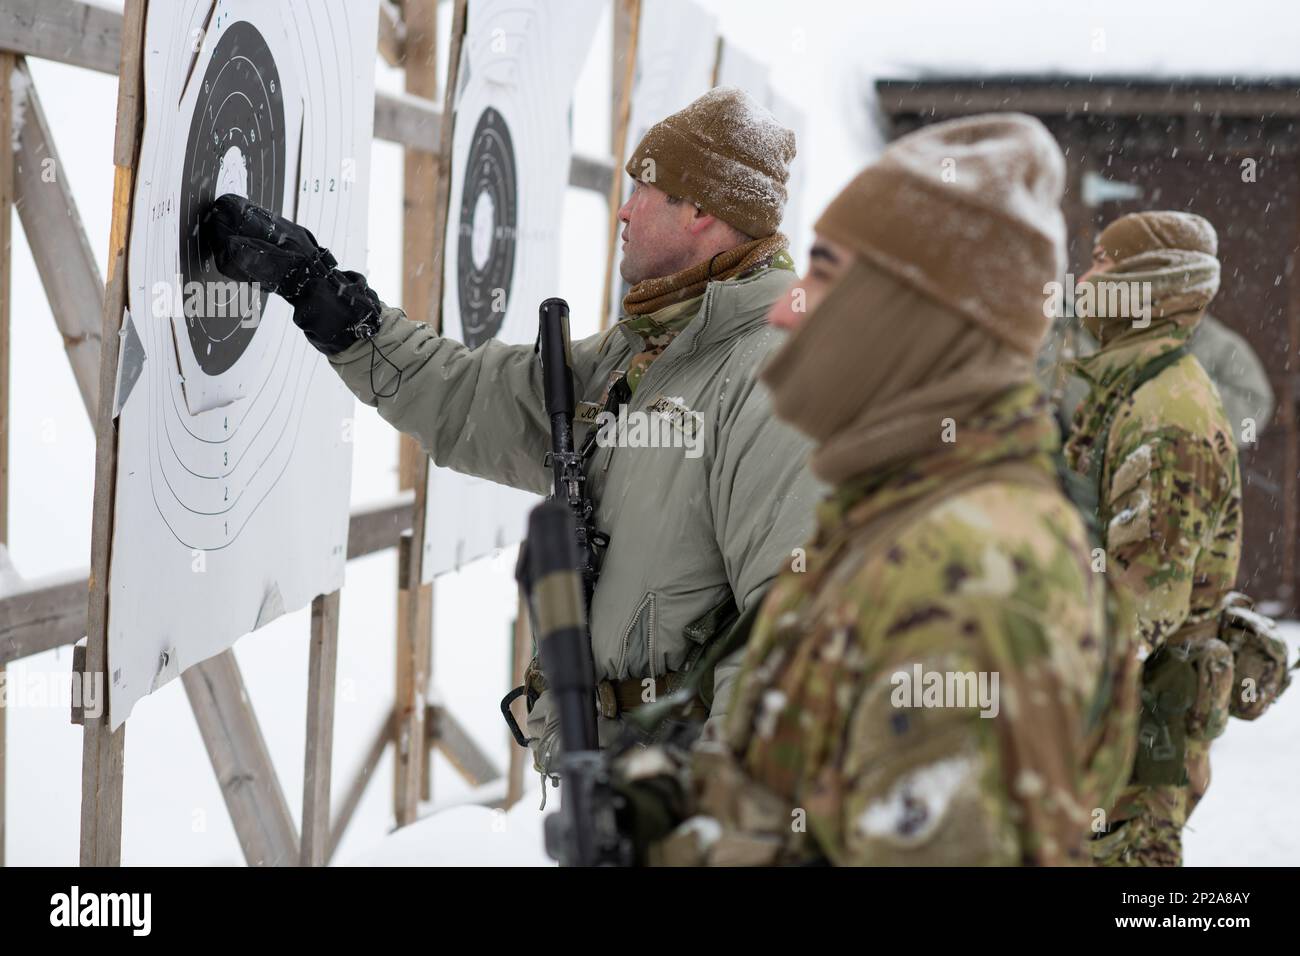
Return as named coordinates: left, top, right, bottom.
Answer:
left=819, top=381, right=1062, bottom=540
left=1077, top=210, right=1220, bottom=346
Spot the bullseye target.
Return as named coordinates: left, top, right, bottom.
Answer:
left=456, top=107, right=518, bottom=349
left=108, top=0, right=379, bottom=728
left=178, top=19, right=286, bottom=375
left=425, top=0, right=602, bottom=580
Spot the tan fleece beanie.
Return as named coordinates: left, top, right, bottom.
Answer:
left=1095, top=210, right=1218, bottom=261
left=1080, top=210, right=1221, bottom=343
left=815, top=113, right=1067, bottom=356
left=625, top=86, right=796, bottom=238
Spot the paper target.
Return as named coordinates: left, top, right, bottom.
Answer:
left=107, top=0, right=379, bottom=728
left=606, top=0, right=717, bottom=319
left=768, top=92, right=809, bottom=253
left=177, top=20, right=286, bottom=376
left=713, top=40, right=808, bottom=251
left=424, top=0, right=602, bottom=581
left=456, top=106, right=518, bottom=349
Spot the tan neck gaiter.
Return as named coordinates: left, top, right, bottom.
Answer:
left=622, top=233, right=789, bottom=316
left=761, top=259, right=1034, bottom=485
left=1078, top=247, right=1219, bottom=346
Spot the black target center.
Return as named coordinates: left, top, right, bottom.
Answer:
left=456, top=106, right=517, bottom=350
left=179, top=20, right=285, bottom=376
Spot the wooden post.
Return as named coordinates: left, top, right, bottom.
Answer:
left=506, top=600, right=531, bottom=806
left=1286, top=155, right=1300, bottom=613
left=0, top=50, right=14, bottom=868
left=182, top=652, right=299, bottom=866
left=600, top=0, right=640, bottom=331
left=392, top=0, right=443, bottom=825
left=80, top=0, right=148, bottom=868
left=11, top=57, right=104, bottom=417
left=301, top=590, right=340, bottom=866
left=328, top=710, right=393, bottom=861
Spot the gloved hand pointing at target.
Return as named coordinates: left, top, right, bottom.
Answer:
left=202, top=194, right=383, bottom=356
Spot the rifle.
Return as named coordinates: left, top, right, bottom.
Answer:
left=500, top=298, right=606, bottom=750
left=518, top=500, right=631, bottom=866
left=538, top=297, right=607, bottom=606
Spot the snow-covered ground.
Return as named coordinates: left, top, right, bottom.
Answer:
left=343, top=623, right=1300, bottom=867
left=1182, top=623, right=1300, bottom=866
left=4, top=0, right=1299, bottom=866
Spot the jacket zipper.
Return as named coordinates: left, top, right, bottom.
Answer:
left=618, top=592, right=656, bottom=680
left=647, top=593, right=657, bottom=681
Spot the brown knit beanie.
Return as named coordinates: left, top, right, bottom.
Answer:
left=624, top=86, right=796, bottom=239
left=815, top=113, right=1067, bottom=356
left=1095, top=210, right=1218, bottom=262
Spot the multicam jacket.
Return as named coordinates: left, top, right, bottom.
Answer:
left=1064, top=327, right=1242, bottom=656
left=1063, top=325, right=1243, bottom=842
left=654, top=385, right=1139, bottom=866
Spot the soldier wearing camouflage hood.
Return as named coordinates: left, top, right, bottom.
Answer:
left=632, top=114, right=1140, bottom=866
left=1065, top=211, right=1242, bottom=867
left=1039, top=309, right=1275, bottom=447
left=203, top=88, right=821, bottom=776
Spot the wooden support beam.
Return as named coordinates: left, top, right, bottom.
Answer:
left=79, top=0, right=148, bottom=869
left=601, top=0, right=640, bottom=330
left=0, top=0, right=121, bottom=75
left=182, top=650, right=299, bottom=866
left=301, top=590, right=340, bottom=867
left=0, top=0, right=617, bottom=189
left=373, top=90, right=440, bottom=153
left=425, top=703, right=502, bottom=789
left=1285, top=155, right=1300, bottom=612
left=0, top=496, right=413, bottom=668
left=393, top=0, right=453, bottom=827
left=0, top=48, right=13, bottom=868
left=345, top=491, right=415, bottom=561
left=328, top=709, right=393, bottom=862
left=12, top=57, right=104, bottom=417
left=377, top=0, right=406, bottom=68
left=506, top=599, right=530, bottom=806
left=569, top=153, right=614, bottom=197
left=393, top=532, right=432, bottom=825
left=0, top=568, right=85, bottom=666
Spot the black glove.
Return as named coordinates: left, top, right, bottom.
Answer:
left=201, top=194, right=383, bottom=356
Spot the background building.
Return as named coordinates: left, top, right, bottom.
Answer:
left=878, top=76, right=1300, bottom=614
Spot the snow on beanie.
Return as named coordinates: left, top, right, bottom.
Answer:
left=815, top=113, right=1067, bottom=356
left=1095, top=210, right=1218, bottom=261
left=624, top=86, right=796, bottom=239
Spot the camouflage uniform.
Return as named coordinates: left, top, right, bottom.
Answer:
left=1038, top=311, right=1275, bottom=446
left=652, top=385, right=1139, bottom=866
left=1065, top=327, right=1242, bottom=866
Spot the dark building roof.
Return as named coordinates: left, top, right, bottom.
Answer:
left=876, top=75, right=1300, bottom=119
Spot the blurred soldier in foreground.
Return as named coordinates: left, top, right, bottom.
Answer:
left=622, top=114, right=1140, bottom=866
left=1063, top=211, right=1242, bottom=867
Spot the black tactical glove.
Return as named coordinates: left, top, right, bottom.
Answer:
left=201, top=194, right=383, bottom=356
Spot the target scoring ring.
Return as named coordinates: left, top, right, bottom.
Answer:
left=179, top=20, right=286, bottom=377
left=457, top=106, right=517, bottom=350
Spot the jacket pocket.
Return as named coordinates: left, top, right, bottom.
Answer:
left=619, top=592, right=658, bottom=680
left=1106, top=444, right=1155, bottom=551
